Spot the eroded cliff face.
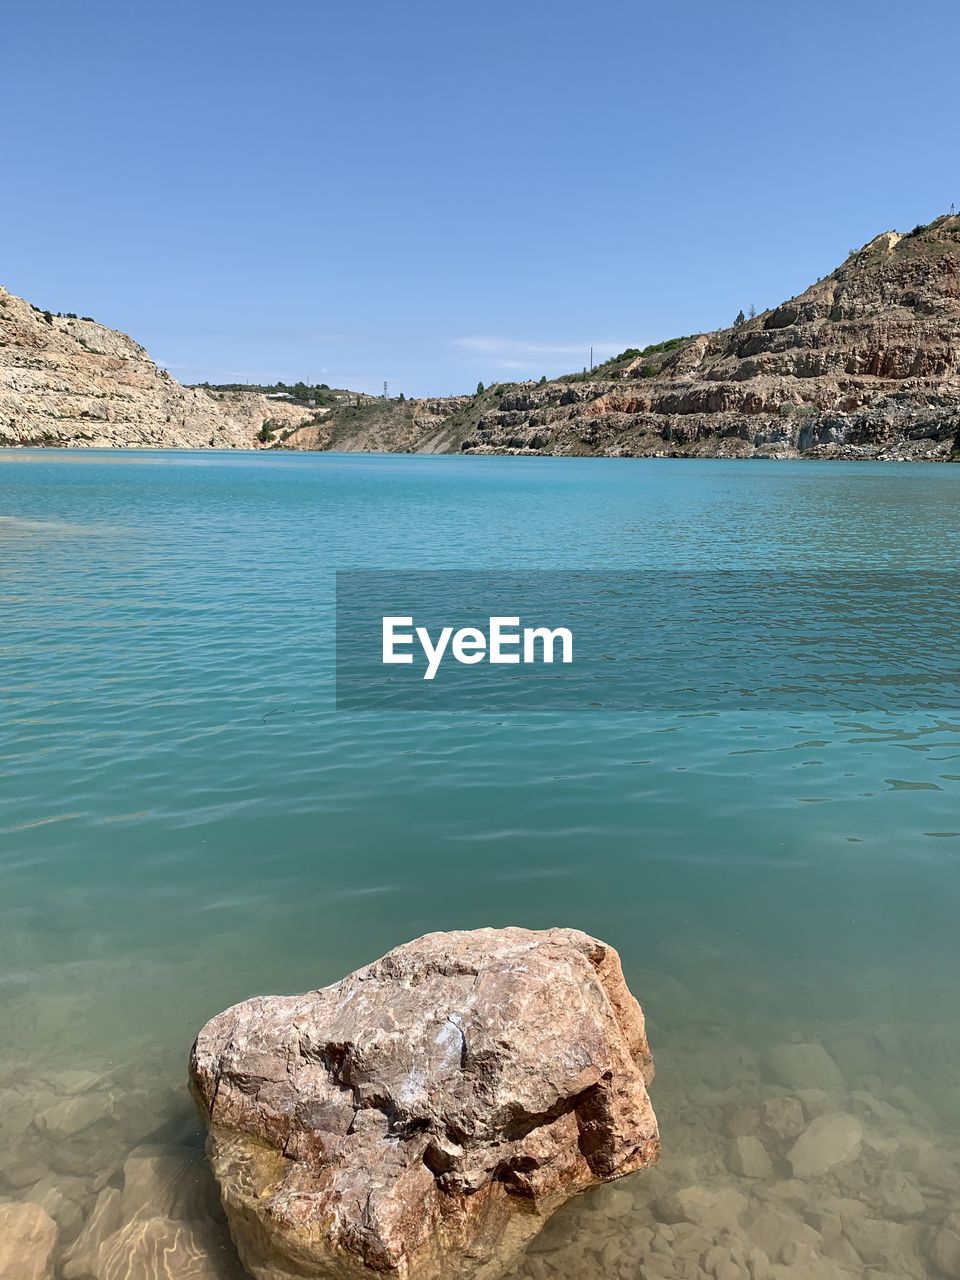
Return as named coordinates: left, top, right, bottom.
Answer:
left=0, top=287, right=312, bottom=448
left=456, top=219, right=960, bottom=459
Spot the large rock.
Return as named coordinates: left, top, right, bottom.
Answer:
left=189, top=927, right=660, bottom=1280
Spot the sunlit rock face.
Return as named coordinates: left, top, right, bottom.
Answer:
left=457, top=218, right=960, bottom=459
left=189, top=927, right=660, bottom=1280
left=0, top=284, right=313, bottom=449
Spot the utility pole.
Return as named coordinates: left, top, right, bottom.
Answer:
left=590, top=346, right=594, bottom=372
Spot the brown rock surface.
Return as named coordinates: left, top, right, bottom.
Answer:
left=189, top=927, right=660, bottom=1280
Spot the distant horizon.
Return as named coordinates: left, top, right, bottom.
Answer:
left=7, top=0, right=960, bottom=396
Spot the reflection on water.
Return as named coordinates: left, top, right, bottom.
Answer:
left=1, top=453, right=959, bottom=1278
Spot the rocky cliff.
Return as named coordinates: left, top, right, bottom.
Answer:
left=0, top=286, right=313, bottom=448
left=10, top=217, right=960, bottom=457
left=452, top=217, right=960, bottom=460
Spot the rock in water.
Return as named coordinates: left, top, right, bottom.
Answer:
left=725, top=1135, right=773, bottom=1179
left=0, top=1202, right=58, bottom=1280
left=94, top=1219, right=228, bottom=1280
left=765, top=1042, right=845, bottom=1091
left=787, top=1113, right=863, bottom=1178
left=189, top=927, right=660, bottom=1280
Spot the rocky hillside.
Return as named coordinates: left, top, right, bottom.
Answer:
left=280, top=394, right=472, bottom=453
left=451, top=217, right=960, bottom=460
left=9, top=217, right=960, bottom=457
left=0, top=286, right=313, bottom=448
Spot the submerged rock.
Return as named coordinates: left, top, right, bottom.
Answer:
left=93, top=1218, right=229, bottom=1280
left=189, top=927, right=660, bottom=1280
left=726, top=1135, right=773, bottom=1179
left=61, top=1187, right=122, bottom=1280
left=765, top=1042, right=845, bottom=1092
left=118, top=1147, right=213, bottom=1224
left=760, top=1095, right=807, bottom=1141
left=658, top=1185, right=748, bottom=1231
left=0, top=1201, right=58, bottom=1280
left=34, top=1091, right=114, bottom=1140
left=40, top=1069, right=108, bottom=1097
left=787, top=1113, right=862, bottom=1178
left=930, top=1222, right=960, bottom=1278
left=25, top=1174, right=86, bottom=1239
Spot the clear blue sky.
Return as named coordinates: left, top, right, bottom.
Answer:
left=6, top=1, right=959, bottom=395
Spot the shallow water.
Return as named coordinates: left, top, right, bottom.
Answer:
left=1, top=451, right=959, bottom=1278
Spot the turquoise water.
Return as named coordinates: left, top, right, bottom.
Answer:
left=2, top=451, right=960, bottom=1278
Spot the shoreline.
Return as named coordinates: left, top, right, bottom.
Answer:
left=1, top=444, right=958, bottom=463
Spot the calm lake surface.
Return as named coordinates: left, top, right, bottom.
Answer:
left=2, top=451, right=959, bottom=1279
